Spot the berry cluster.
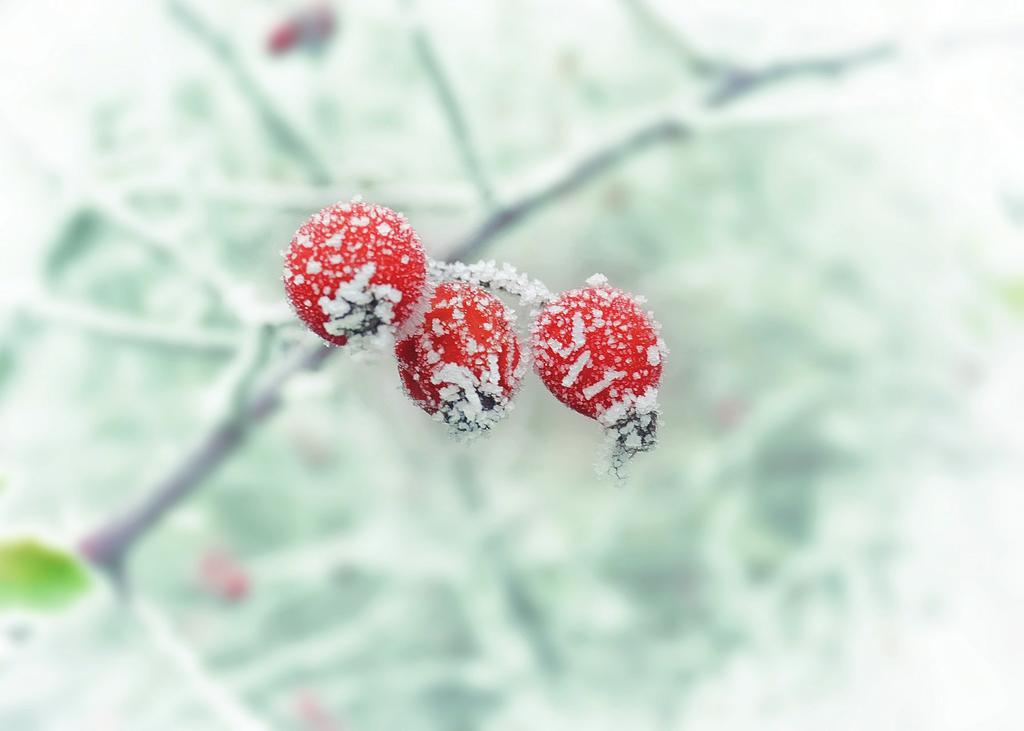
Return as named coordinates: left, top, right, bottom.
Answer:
left=283, top=198, right=667, bottom=476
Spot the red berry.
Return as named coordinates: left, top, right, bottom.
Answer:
left=531, top=275, right=666, bottom=467
left=396, top=282, right=524, bottom=438
left=284, top=199, right=427, bottom=345
left=197, top=548, right=250, bottom=603
left=267, top=23, right=299, bottom=55
left=268, top=5, right=336, bottom=56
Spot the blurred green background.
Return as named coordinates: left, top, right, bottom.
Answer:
left=2, top=1, right=1024, bottom=729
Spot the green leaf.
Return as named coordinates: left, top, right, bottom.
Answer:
left=0, top=539, right=90, bottom=611
left=997, top=277, right=1024, bottom=316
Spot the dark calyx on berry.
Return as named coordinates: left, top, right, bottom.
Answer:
left=612, top=408, right=657, bottom=453
left=598, top=389, right=661, bottom=478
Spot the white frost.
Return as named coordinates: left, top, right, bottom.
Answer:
left=314, top=262, right=402, bottom=339
left=571, top=312, right=586, bottom=350
left=562, top=350, right=591, bottom=387
left=582, top=369, right=625, bottom=400
left=427, top=258, right=553, bottom=306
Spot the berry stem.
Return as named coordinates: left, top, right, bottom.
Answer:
left=428, top=258, right=554, bottom=306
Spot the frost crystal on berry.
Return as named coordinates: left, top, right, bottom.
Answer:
left=531, top=277, right=667, bottom=476
left=283, top=198, right=427, bottom=346
left=396, top=282, right=525, bottom=440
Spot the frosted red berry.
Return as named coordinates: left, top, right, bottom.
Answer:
left=283, top=199, right=427, bottom=345
left=396, top=282, right=524, bottom=438
left=531, top=275, right=666, bottom=467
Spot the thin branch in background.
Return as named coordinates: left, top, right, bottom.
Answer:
left=706, top=42, right=897, bottom=107
left=449, top=117, right=689, bottom=260
left=15, top=293, right=240, bottom=356
left=128, top=178, right=478, bottom=213
left=80, top=342, right=335, bottom=580
left=406, top=4, right=498, bottom=209
left=620, top=0, right=897, bottom=106
left=225, top=324, right=276, bottom=412
left=132, top=599, right=270, bottom=731
left=166, top=0, right=332, bottom=186
left=92, top=187, right=254, bottom=315
left=620, top=0, right=727, bottom=77
left=0, top=114, right=243, bottom=316
left=453, top=456, right=563, bottom=674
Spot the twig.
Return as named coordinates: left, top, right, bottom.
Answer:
left=166, top=0, right=331, bottom=185
left=0, top=113, right=242, bottom=314
left=407, top=6, right=498, bottom=208
left=132, top=599, right=270, bottom=731
left=129, top=178, right=477, bottom=212
left=620, top=0, right=727, bottom=77
left=16, top=293, right=240, bottom=356
left=226, top=325, right=276, bottom=411
left=80, top=342, right=334, bottom=579
left=93, top=188, right=253, bottom=315
left=620, top=0, right=896, bottom=106
left=448, top=117, right=689, bottom=260
left=705, top=43, right=897, bottom=107
left=453, top=456, right=562, bottom=673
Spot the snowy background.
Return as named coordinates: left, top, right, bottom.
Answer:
left=2, top=0, right=1024, bottom=729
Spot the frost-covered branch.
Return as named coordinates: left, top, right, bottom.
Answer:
left=407, top=5, right=498, bottom=209
left=449, top=117, right=689, bottom=260
left=15, top=293, right=239, bottom=356
left=133, top=599, right=271, bottom=731
left=620, top=0, right=728, bottom=78
left=621, top=0, right=895, bottom=105
left=166, top=0, right=331, bottom=185
left=130, top=178, right=477, bottom=213
left=452, top=456, right=563, bottom=672
left=705, top=43, right=896, bottom=107
left=93, top=188, right=257, bottom=318
left=80, top=342, right=334, bottom=579
left=0, top=113, right=242, bottom=315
